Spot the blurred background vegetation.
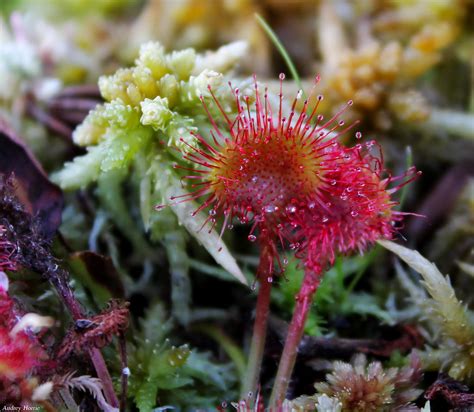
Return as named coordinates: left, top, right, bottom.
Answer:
left=0, top=1, right=473, bottom=411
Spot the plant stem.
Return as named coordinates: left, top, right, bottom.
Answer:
left=50, top=267, right=120, bottom=407
left=241, top=238, right=275, bottom=402
left=89, top=347, right=120, bottom=408
left=270, top=268, right=320, bottom=407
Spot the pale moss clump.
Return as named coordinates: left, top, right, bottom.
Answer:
left=322, top=40, right=433, bottom=129
left=288, top=353, right=423, bottom=412
left=316, top=0, right=466, bottom=130
left=59, top=41, right=249, bottom=190
left=315, top=354, right=422, bottom=412
left=380, top=240, right=474, bottom=384
left=72, top=41, right=238, bottom=150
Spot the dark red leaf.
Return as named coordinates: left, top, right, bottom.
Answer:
left=0, top=118, right=63, bottom=239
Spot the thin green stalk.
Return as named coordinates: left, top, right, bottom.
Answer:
left=255, top=13, right=303, bottom=93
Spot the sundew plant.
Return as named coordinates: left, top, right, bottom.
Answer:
left=0, top=1, right=473, bottom=411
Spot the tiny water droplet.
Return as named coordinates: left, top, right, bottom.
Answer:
left=209, top=209, right=216, bottom=216
left=322, top=216, right=329, bottom=222
left=351, top=210, right=358, bottom=217
left=283, top=257, right=289, bottom=265
left=331, top=180, right=337, bottom=185
left=267, top=276, right=273, bottom=283
left=279, top=73, right=286, bottom=80
left=263, top=204, right=278, bottom=213
left=248, top=234, right=257, bottom=242
left=348, top=99, right=354, bottom=106
left=355, top=131, right=362, bottom=139
left=289, top=242, right=300, bottom=250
